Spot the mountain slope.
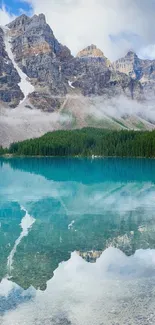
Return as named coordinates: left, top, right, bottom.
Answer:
left=1, top=95, right=155, bottom=148
left=0, top=27, right=24, bottom=107
left=2, top=26, right=34, bottom=103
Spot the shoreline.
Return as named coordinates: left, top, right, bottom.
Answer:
left=1, top=154, right=155, bottom=160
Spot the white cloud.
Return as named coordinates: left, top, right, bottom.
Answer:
left=139, top=44, right=155, bottom=60
left=1, top=249, right=155, bottom=325
left=21, top=0, right=155, bottom=60
left=0, top=5, right=15, bottom=26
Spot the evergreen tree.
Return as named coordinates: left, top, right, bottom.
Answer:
left=3, top=128, right=155, bottom=158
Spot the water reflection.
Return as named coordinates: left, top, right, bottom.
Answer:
left=0, top=158, right=155, bottom=291
left=1, top=158, right=155, bottom=324
left=1, top=250, right=155, bottom=325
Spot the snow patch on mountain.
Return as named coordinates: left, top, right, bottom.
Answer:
left=68, top=81, right=75, bottom=89
left=2, top=27, right=34, bottom=103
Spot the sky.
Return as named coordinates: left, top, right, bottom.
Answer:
left=1, top=0, right=155, bottom=61
left=0, top=0, right=32, bottom=15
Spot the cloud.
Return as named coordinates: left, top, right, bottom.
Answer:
left=0, top=105, right=71, bottom=148
left=139, top=44, right=155, bottom=60
left=73, top=95, right=155, bottom=127
left=20, top=0, right=155, bottom=60
left=1, top=248, right=155, bottom=325
left=0, top=4, right=15, bottom=26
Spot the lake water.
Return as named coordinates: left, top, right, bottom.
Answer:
left=0, top=157, right=155, bottom=324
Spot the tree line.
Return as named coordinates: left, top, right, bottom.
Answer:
left=1, top=128, right=155, bottom=157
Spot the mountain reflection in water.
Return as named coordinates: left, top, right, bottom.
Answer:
left=0, top=158, right=155, bottom=324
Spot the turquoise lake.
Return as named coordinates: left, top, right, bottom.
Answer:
left=0, top=157, right=155, bottom=324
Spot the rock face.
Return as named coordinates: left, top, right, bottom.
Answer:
left=62, top=49, right=143, bottom=99
left=77, top=44, right=111, bottom=68
left=113, top=51, right=155, bottom=98
left=113, top=51, right=140, bottom=77
left=0, top=14, right=146, bottom=110
left=7, top=14, right=73, bottom=111
left=77, top=44, right=109, bottom=60
left=0, top=27, right=24, bottom=107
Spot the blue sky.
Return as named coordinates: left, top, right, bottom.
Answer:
left=0, top=0, right=31, bottom=15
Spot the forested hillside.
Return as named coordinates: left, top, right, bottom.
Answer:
left=2, top=128, right=155, bottom=158
left=0, top=146, right=7, bottom=155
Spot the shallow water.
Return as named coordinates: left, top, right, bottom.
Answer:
left=0, top=157, right=155, bottom=324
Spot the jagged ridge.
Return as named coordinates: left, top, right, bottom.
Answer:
left=0, top=13, right=145, bottom=110
left=113, top=50, right=155, bottom=98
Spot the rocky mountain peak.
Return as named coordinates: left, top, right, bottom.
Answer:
left=125, top=50, right=138, bottom=59
left=7, top=14, right=30, bottom=30
left=113, top=49, right=140, bottom=77
left=30, top=13, right=47, bottom=26
left=6, top=12, right=72, bottom=63
left=7, top=13, right=47, bottom=34
left=0, top=13, right=145, bottom=112
left=77, top=44, right=106, bottom=58
left=113, top=49, right=155, bottom=97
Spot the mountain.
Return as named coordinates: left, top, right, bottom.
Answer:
left=6, top=14, right=72, bottom=111
left=0, top=14, right=144, bottom=111
left=0, top=27, right=24, bottom=107
left=113, top=50, right=155, bottom=98
left=77, top=44, right=111, bottom=65
left=0, top=14, right=155, bottom=147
